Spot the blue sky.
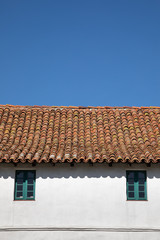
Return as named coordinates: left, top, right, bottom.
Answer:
left=0, top=0, right=160, bottom=107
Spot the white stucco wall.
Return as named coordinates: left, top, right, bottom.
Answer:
left=0, top=163, right=160, bottom=240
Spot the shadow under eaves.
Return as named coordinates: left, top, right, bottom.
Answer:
left=0, top=162, right=160, bottom=179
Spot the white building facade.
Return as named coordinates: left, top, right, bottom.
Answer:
left=1, top=162, right=160, bottom=240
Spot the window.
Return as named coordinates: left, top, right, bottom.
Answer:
left=126, top=171, right=147, bottom=200
left=14, top=170, right=36, bottom=200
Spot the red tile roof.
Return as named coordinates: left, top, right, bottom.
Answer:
left=0, top=105, right=160, bottom=164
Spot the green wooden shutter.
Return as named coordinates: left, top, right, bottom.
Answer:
left=127, top=171, right=147, bottom=200
left=15, top=170, right=36, bottom=200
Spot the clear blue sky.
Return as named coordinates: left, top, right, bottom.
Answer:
left=0, top=0, right=160, bottom=107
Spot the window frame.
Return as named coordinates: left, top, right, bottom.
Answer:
left=126, top=170, right=147, bottom=201
left=14, top=170, right=36, bottom=201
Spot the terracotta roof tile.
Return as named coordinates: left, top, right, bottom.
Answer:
left=0, top=105, right=160, bottom=164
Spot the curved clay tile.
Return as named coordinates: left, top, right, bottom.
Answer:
left=0, top=105, right=160, bottom=164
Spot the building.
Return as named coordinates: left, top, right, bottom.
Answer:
left=0, top=105, right=160, bottom=240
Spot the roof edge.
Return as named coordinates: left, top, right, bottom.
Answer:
left=0, top=105, right=160, bottom=110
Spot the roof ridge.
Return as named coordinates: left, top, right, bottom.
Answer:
left=0, top=105, right=160, bottom=109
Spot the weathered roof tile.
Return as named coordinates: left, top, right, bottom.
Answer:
left=0, top=105, right=160, bottom=164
